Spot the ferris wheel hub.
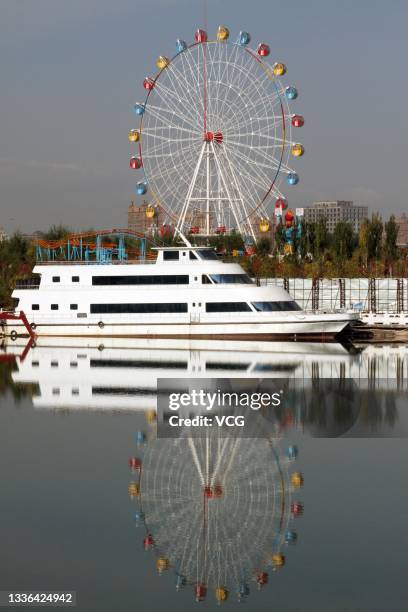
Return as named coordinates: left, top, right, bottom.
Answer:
left=204, top=131, right=223, bottom=144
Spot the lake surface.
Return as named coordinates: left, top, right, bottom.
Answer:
left=0, top=338, right=407, bottom=611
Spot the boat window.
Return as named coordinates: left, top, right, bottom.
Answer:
left=90, top=358, right=188, bottom=370
left=197, top=249, right=218, bottom=260
left=32, top=304, right=39, bottom=310
left=51, top=361, right=58, bottom=367
left=51, top=304, right=59, bottom=310
left=206, top=362, right=250, bottom=371
left=77, top=313, right=87, bottom=318
left=202, top=275, right=212, bottom=284
left=90, top=303, right=188, bottom=314
left=251, top=301, right=302, bottom=312
left=70, top=304, right=78, bottom=310
left=52, top=388, right=60, bottom=395
left=207, top=274, right=253, bottom=284
left=189, top=251, right=198, bottom=260
left=163, top=251, right=179, bottom=261
left=72, top=276, right=80, bottom=282
left=205, top=302, right=251, bottom=312
left=31, top=361, right=39, bottom=367
left=12, top=298, right=20, bottom=308
left=52, top=276, right=60, bottom=283
left=92, top=275, right=189, bottom=285
left=70, top=362, right=78, bottom=368
left=72, top=388, right=80, bottom=395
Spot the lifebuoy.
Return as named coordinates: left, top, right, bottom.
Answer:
left=98, top=321, right=104, bottom=329
left=10, top=330, right=17, bottom=340
left=30, top=322, right=36, bottom=330
left=98, top=344, right=105, bottom=352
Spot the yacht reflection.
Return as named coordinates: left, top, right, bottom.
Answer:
left=1, top=338, right=407, bottom=413
left=2, top=338, right=357, bottom=411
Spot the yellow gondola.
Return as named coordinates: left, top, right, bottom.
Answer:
left=217, top=26, right=229, bottom=41
left=273, top=63, right=287, bottom=76
left=128, top=129, right=140, bottom=143
left=156, top=56, right=170, bottom=70
left=215, top=587, right=229, bottom=602
left=291, top=472, right=304, bottom=488
left=291, top=144, right=304, bottom=157
left=259, top=219, right=270, bottom=233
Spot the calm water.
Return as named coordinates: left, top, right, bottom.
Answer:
left=0, top=338, right=407, bottom=611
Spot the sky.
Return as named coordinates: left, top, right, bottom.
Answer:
left=0, top=0, right=407, bottom=234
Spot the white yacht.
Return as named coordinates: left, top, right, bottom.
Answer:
left=5, top=246, right=357, bottom=339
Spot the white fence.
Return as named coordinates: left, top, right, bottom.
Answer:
left=259, top=278, right=408, bottom=313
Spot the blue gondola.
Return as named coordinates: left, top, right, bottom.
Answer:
left=176, top=39, right=187, bottom=54
left=285, top=86, right=298, bottom=100
left=135, top=182, right=147, bottom=195
left=238, top=31, right=251, bottom=45
left=287, top=172, right=299, bottom=186
left=133, top=103, right=145, bottom=116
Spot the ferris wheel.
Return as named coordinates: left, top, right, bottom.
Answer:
left=129, top=27, right=305, bottom=241
left=128, top=430, right=304, bottom=604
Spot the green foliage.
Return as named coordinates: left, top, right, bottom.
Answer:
left=42, top=224, right=72, bottom=241
left=332, top=221, right=355, bottom=260
left=384, top=215, right=398, bottom=261
left=256, top=237, right=271, bottom=256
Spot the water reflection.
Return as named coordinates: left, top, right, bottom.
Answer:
left=128, top=432, right=303, bottom=604
left=1, top=339, right=406, bottom=419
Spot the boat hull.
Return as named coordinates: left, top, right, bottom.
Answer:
left=2, top=315, right=356, bottom=340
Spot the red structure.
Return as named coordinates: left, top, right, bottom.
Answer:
left=0, top=311, right=36, bottom=341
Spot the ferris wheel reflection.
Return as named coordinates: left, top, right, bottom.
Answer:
left=128, top=426, right=304, bottom=604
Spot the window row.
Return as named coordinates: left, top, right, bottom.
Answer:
left=90, top=303, right=188, bottom=314
left=31, top=301, right=302, bottom=313
left=52, top=276, right=79, bottom=283
left=92, top=275, right=189, bottom=286
left=32, top=304, right=78, bottom=311
left=202, top=274, right=253, bottom=285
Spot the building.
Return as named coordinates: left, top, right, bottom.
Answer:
left=127, top=201, right=157, bottom=235
left=0, top=226, right=8, bottom=242
left=395, top=213, right=408, bottom=247
left=303, top=201, right=368, bottom=233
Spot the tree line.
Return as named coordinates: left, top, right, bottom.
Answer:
left=0, top=217, right=406, bottom=308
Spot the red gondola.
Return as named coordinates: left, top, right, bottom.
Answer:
left=195, top=29, right=208, bottom=43
left=257, top=43, right=270, bottom=57
left=292, top=115, right=305, bottom=128
left=143, top=77, right=155, bottom=90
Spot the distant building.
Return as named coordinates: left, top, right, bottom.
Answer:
left=0, top=226, right=8, bottom=242
left=127, top=201, right=157, bottom=235
left=303, top=201, right=368, bottom=233
left=395, top=213, right=408, bottom=247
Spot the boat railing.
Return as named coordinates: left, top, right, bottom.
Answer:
left=35, top=259, right=157, bottom=266
left=15, top=278, right=41, bottom=289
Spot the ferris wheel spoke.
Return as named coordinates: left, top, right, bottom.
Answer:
left=152, top=80, right=202, bottom=131
left=223, top=138, right=286, bottom=175
left=144, top=101, right=200, bottom=132
left=142, top=106, right=201, bottom=135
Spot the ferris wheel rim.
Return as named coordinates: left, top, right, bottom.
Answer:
left=137, top=39, right=291, bottom=224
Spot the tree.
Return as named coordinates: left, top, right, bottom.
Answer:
left=384, top=215, right=398, bottom=262
left=43, top=224, right=72, bottom=241
left=332, top=221, right=355, bottom=260
left=366, top=214, right=383, bottom=261
left=256, top=237, right=271, bottom=256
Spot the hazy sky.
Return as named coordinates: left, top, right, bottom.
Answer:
left=1, top=0, right=407, bottom=234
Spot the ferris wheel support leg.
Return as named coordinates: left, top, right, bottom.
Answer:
left=211, top=142, right=247, bottom=239
left=206, top=144, right=210, bottom=236
left=220, top=149, right=257, bottom=243
left=177, top=141, right=207, bottom=234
